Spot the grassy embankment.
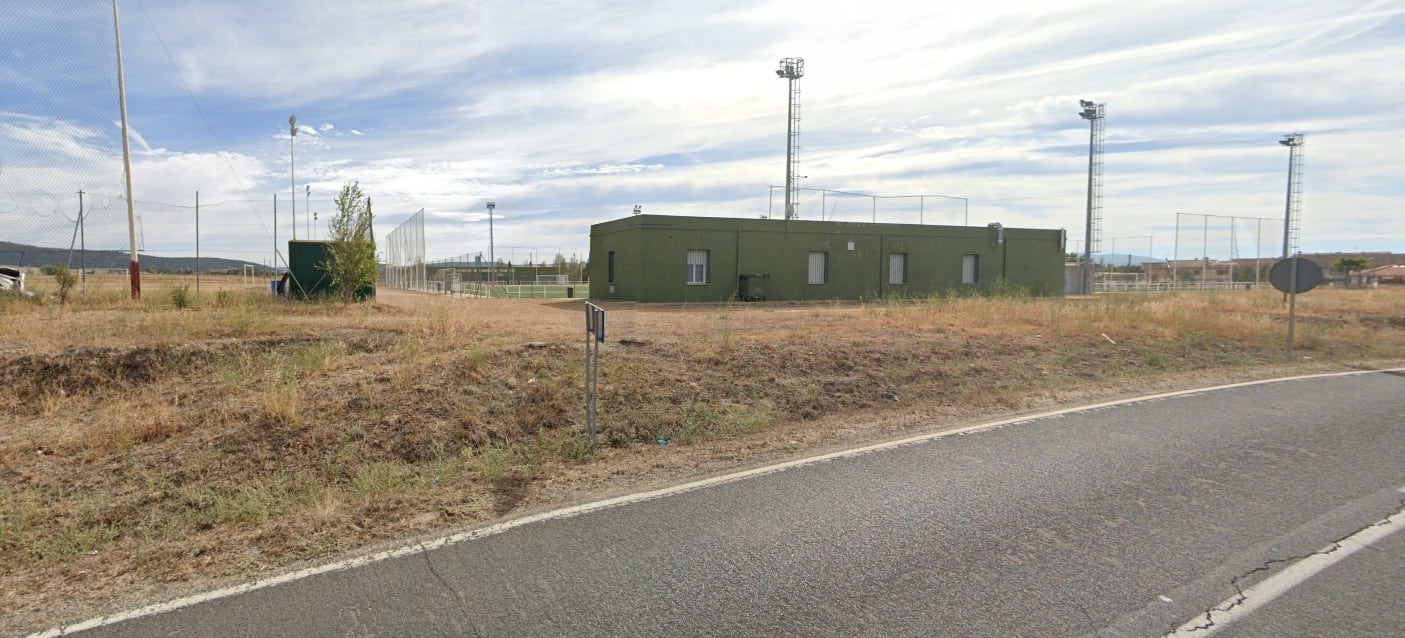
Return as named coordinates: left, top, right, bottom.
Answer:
left=2, top=274, right=1403, bottom=632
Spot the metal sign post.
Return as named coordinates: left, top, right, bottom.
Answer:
left=1269, top=257, right=1323, bottom=358
left=584, top=301, right=606, bottom=448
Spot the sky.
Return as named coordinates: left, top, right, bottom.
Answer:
left=1, top=0, right=1403, bottom=267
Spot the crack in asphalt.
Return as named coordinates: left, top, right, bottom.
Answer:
left=1167, top=497, right=1405, bottom=635
left=418, top=544, right=481, bottom=637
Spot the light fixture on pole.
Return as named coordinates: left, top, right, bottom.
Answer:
left=304, top=184, right=311, bottom=239
left=1279, top=133, right=1305, bottom=258
left=1078, top=99, right=1106, bottom=295
left=776, top=57, right=804, bottom=220
left=289, top=115, right=298, bottom=240
left=486, top=201, right=496, bottom=282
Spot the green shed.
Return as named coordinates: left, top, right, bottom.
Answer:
left=287, top=240, right=335, bottom=299
left=288, top=240, right=374, bottom=300
left=588, top=215, right=1065, bottom=302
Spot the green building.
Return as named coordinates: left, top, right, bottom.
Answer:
left=287, top=240, right=374, bottom=300
left=588, top=215, right=1065, bottom=302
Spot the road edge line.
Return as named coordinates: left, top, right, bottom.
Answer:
left=28, top=366, right=1405, bottom=637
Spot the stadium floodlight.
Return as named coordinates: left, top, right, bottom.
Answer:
left=1279, top=134, right=1305, bottom=258
left=776, top=57, right=805, bottom=219
left=487, top=201, right=496, bottom=282
left=1078, top=100, right=1106, bottom=294
left=289, top=115, right=298, bottom=240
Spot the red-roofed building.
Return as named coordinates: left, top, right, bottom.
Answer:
left=1347, top=264, right=1405, bottom=287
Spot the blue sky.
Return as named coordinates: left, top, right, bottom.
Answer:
left=1, top=0, right=1403, bottom=266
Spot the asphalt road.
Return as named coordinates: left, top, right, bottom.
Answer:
left=55, top=370, right=1405, bottom=637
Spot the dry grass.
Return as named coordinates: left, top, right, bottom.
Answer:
left=2, top=277, right=1404, bottom=634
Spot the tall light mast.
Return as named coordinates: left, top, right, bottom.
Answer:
left=486, top=201, right=496, bottom=283
left=1078, top=99, right=1106, bottom=295
left=1279, top=134, right=1305, bottom=257
left=776, top=57, right=804, bottom=220
left=290, top=115, right=298, bottom=240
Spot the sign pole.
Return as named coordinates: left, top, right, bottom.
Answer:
left=1286, top=257, right=1299, bottom=358
left=1269, top=256, right=1319, bottom=359
left=584, top=301, right=605, bottom=448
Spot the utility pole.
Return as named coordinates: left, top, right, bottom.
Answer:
left=78, top=190, right=87, bottom=300
left=112, top=0, right=140, bottom=298
left=195, top=190, right=200, bottom=296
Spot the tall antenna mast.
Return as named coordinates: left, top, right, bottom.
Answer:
left=1078, top=99, right=1106, bottom=294
left=776, top=57, right=804, bottom=220
left=1279, top=133, right=1305, bottom=257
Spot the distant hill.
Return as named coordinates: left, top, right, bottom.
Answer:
left=0, top=241, right=270, bottom=274
left=1095, top=253, right=1160, bottom=266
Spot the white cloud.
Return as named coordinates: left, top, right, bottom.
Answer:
left=3, top=0, right=1403, bottom=262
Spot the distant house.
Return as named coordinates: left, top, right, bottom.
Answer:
left=1347, top=264, right=1405, bottom=287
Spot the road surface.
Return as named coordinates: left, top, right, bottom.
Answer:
left=45, top=370, right=1405, bottom=637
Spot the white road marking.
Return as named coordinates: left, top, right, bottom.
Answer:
left=1166, top=496, right=1405, bottom=636
left=27, top=367, right=1405, bottom=637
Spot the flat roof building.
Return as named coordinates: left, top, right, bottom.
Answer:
left=588, top=215, right=1064, bottom=303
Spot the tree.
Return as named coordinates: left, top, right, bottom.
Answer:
left=52, top=265, right=78, bottom=305
left=323, top=182, right=377, bottom=302
left=1329, top=257, right=1370, bottom=274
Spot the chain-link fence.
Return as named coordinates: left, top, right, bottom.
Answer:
left=383, top=209, right=426, bottom=290
left=1154, top=212, right=1284, bottom=287
left=766, top=186, right=969, bottom=226
left=1, top=3, right=128, bottom=275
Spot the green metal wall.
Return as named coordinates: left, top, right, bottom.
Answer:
left=588, top=215, right=1064, bottom=302
left=288, top=240, right=340, bottom=299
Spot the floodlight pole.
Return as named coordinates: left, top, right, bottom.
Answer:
left=776, top=57, right=804, bottom=220
left=290, top=116, right=298, bottom=241
left=112, top=0, right=140, bottom=298
left=487, top=201, right=496, bottom=282
left=1279, top=134, right=1305, bottom=258
left=1079, top=100, right=1106, bottom=295
left=305, top=185, right=310, bottom=239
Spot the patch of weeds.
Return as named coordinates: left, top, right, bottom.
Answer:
left=169, top=285, right=193, bottom=309
left=176, top=483, right=275, bottom=531
left=264, top=385, right=301, bottom=426
left=561, top=434, right=595, bottom=460
left=350, top=462, right=417, bottom=498
left=659, top=400, right=777, bottom=445
left=1142, top=349, right=1169, bottom=369
left=226, top=304, right=275, bottom=336
left=292, top=341, right=343, bottom=373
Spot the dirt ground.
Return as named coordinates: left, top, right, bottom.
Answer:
left=2, top=284, right=1403, bottom=635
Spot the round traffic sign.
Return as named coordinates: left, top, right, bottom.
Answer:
left=1269, top=257, right=1323, bottom=294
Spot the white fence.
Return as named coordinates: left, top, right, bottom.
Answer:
left=1096, top=281, right=1269, bottom=293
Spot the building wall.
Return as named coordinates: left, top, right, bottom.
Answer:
left=589, top=215, right=1064, bottom=302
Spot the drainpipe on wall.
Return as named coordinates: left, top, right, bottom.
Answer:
left=988, top=223, right=1007, bottom=281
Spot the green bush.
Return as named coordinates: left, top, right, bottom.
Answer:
left=169, top=285, right=193, bottom=309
